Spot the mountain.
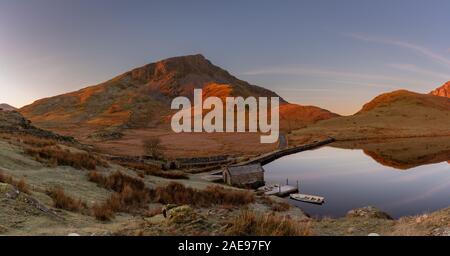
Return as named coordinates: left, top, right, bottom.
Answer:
left=19, top=54, right=338, bottom=157
left=0, top=110, right=73, bottom=141
left=291, top=89, right=450, bottom=141
left=430, top=82, right=450, bottom=98
left=0, top=103, right=16, bottom=111
left=20, top=54, right=337, bottom=134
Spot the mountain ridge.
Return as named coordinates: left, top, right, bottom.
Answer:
left=430, top=81, right=450, bottom=98
left=0, top=103, right=16, bottom=111
left=20, top=54, right=338, bottom=133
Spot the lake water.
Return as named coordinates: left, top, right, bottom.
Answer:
left=264, top=146, right=450, bottom=218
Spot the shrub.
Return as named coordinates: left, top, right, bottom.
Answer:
left=88, top=174, right=254, bottom=221
left=92, top=184, right=151, bottom=221
left=92, top=203, right=115, bottom=221
left=47, top=187, right=87, bottom=212
left=88, top=171, right=151, bottom=221
left=226, top=211, right=312, bottom=236
left=143, top=137, right=163, bottom=159
left=0, top=172, right=30, bottom=194
left=25, top=146, right=107, bottom=170
left=116, top=161, right=188, bottom=180
left=88, top=171, right=145, bottom=192
left=154, top=182, right=254, bottom=207
left=270, top=202, right=291, bottom=212
left=260, top=196, right=291, bottom=212
left=107, top=185, right=150, bottom=212
left=18, top=135, right=56, bottom=147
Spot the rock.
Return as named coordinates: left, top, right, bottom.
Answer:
left=166, top=205, right=197, bottom=224
left=68, top=233, right=80, bottom=236
left=162, top=204, right=178, bottom=218
left=431, top=227, right=450, bottom=236
left=346, top=206, right=393, bottom=220
left=0, top=110, right=75, bottom=142
left=415, top=214, right=428, bottom=224
left=1, top=183, right=63, bottom=220
left=368, top=233, right=380, bottom=236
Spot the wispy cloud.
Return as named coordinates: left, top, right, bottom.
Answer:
left=347, top=33, right=450, bottom=68
left=387, top=63, right=450, bottom=80
left=242, top=66, right=425, bottom=87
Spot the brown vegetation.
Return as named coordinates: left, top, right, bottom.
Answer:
left=153, top=182, right=255, bottom=207
left=0, top=172, right=30, bottom=194
left=116, top=161, right=188, bottom=179
left=87, top=171, right=254, bottom=221
left=260, top=196, right=291, bottom=212
left=143, top=137, right=163, bottom=159
left=88, top=171, right=150, bottom=221
left=47, top=187, right=87, bottom=212
left=87, top=171, right=145, bottom=192
left=25, top=146, right=107, bottom=170
left=226, top=211, right=311, bottom=236
left=15, top=135, right=57, bottom=147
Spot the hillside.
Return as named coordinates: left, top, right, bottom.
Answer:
left=19, top=54, right=338, bottom=157
left=20, top=54, right=287, bottom=130
left=0, top=104, right=16, bottom=111
left=290, top=89, right=450, bottom=141
left=0, top=110, right=309, bottom=235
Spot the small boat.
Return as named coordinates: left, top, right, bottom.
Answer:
left=290, top=193, right=325, bottom=204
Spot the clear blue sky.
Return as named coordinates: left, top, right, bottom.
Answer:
left=1, top=0, right=450, bottom=115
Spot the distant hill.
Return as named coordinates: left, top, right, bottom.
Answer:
left=291, top=89, right=450, bottom=141
left=20, top=54, right=338, bottom=134
left=430, top=81, right=450, bottom=98
left=0, top=103, right=16, bottom=111
left=0, top=110, right=72, bottom=141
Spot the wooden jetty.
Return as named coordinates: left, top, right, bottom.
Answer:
left=290, top=193, right=325, bottom=204
left=258, top=184, right=298, bottom=197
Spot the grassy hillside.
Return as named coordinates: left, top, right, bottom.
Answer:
left=291, top=90, right=450, bottom=141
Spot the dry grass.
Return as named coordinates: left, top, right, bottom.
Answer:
left=25, top=146, right=107, bottom=170
left=226, top=210, right=312, bottom=236
left=92, top=184, right=152, bottom=221
left=153, top=182, right=255, bottom=207
left=115, top=161, right=188, bottom=180
left=0, top=172, right=30, bottom=194
left=88, top=171, right=150, bottom=221
left=16, top=135, right=57, bottom=147
left=92, top=203, right=115, bottom=221
left=87, top=172, right=254, bottom=221
left=88, top=171, right=145, bottom=192
left=47, top=187, right=87, bottom=212
left=146, top=206, right=163, bottom=217
left=260, top=196, right=291, bottom=212
left=143, top=137, right=163, bottom=159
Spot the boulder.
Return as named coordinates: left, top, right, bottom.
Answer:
left=346, top=206, right=393, bottom=220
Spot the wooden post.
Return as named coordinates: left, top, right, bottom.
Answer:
left=296, top=180, right=299, bottom=191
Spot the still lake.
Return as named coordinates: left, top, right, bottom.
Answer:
left=264, top=146, right=450, bottom=218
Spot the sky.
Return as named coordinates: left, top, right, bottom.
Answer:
left=1, top=0, right=450, bottom=115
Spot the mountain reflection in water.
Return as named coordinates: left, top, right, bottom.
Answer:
left=263, top=137, right=450, bottom=218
